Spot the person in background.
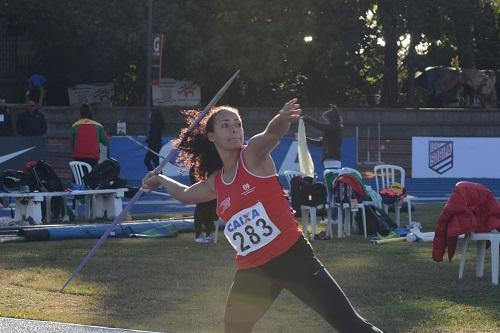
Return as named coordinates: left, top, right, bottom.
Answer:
left=70, top=103, right=108, bottom=168
left=0, top=99, right=14, bottom=136
left=144, top=109, right=164, bottom=171
left=16, top=100, right=47, bottom=136
left=189, top=166, right=217, bottom=243
left=25, top=74, right=46, bottom=105
left=302, top=104, right=343, bottom=170
left=142, top=98, right=384, bottom=333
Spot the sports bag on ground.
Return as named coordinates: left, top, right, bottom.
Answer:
left=83, top=158, right=138, bottom=198
left=289, top=175, right=327, bottom=217
left=24, top=160, right=65, bottom=220
left=355, top=205, right=397, bottom=236
left=24, top=160, right=64, bottom=192
left=379, top=182, right=406, bottom=205
left=83, top=158, right=123, bottom=189
left=0, top=169, right=28, bottom=192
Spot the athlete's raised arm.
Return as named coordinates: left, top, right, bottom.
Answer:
left=244, top=98, right=301, bottom=168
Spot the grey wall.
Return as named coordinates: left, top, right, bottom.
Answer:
left=4, top=104, right=500, bottom=179
left=6, top=104, right=500, bottom=139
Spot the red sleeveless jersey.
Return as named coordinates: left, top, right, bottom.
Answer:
left=214, top=151, right=301, bottom=270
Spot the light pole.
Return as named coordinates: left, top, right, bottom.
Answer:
left=145, top=0, right=153, bottom=135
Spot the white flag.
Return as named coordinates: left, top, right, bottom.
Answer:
left=297, top=118, right=315, bottom=178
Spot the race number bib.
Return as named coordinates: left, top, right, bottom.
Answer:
left=224, top=201, right=280, bottom=256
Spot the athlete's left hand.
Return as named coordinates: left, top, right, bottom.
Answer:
left=279, top=98, right=302, bottom=123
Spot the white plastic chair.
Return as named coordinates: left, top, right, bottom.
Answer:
left=373, top=164, right=412, bottom=227
left=459, top=231, right=500, bottom=285
left=69, top=161, right=92, bottom=186
left=323, top=169, right=343, bottom=239
left=69, top=161, right=93, bottom=219
left=326, top=167, right=369, bottom=238
left=284, top=170, right=324, bottom=240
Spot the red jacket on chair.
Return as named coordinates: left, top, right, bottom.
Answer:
left=432, top=181, right=500, bottom=262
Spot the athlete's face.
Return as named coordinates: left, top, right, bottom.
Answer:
left=208, top=110, right=244, bottom=150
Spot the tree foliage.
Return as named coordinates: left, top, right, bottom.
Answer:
left=1, top=0, right=499, bottom=107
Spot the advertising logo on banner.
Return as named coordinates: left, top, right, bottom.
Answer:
left=428, top=141, right=453, bottom=174
left=412, top=137, right=500, bottom=178
left=110, top=136, right=357, bottom=183
left=68, top=83, right=114, bottom=106
left=152, top=78, right=201, bottom=107
left=0, top=137, right=45, bottom=170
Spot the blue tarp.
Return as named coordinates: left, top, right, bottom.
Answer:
left=17, top=219, right=197, bottom=241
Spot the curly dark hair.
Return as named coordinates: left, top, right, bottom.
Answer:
left=175, top=106, right=240, bottom=182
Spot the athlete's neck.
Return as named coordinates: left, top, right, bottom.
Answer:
left=219, top=150, right=240, bottom=182
left=223, top=157, right=238, bottom=180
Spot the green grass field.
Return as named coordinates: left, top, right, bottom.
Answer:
left=1, top=203, right=500, bottom=333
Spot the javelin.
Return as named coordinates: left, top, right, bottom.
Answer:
left=61, top=70, right=240, bottom=292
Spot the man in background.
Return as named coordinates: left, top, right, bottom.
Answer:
left=143, top=109, right=164, bottom=171
left=25, top=74, right=46, bottom=105
left=71, top=103, right=108, bottom=168
left=0, top=99, right=14, bottom=136
left=16, top=100, right=47, bottom=136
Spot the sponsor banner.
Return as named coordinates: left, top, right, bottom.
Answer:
left=152, top=78, right=201, bottom=107
left=110, top=136, right=356, bottom=182
left=0, top=137, right=46, bottom=170
left=68, top=83, right=114, bottom=106
left=412, top=137, right=500, bottom=178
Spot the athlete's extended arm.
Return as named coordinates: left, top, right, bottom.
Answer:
left=245, top=98, right=301, bottom=162
left=141, top=171, right=216, bottom=204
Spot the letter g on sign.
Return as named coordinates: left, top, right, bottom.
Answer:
left=153, top=36, right=161, bottom=53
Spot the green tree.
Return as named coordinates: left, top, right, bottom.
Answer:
left=303, top=0, right=376, bottom=106
left=2, top=0, right=498, bottom=107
